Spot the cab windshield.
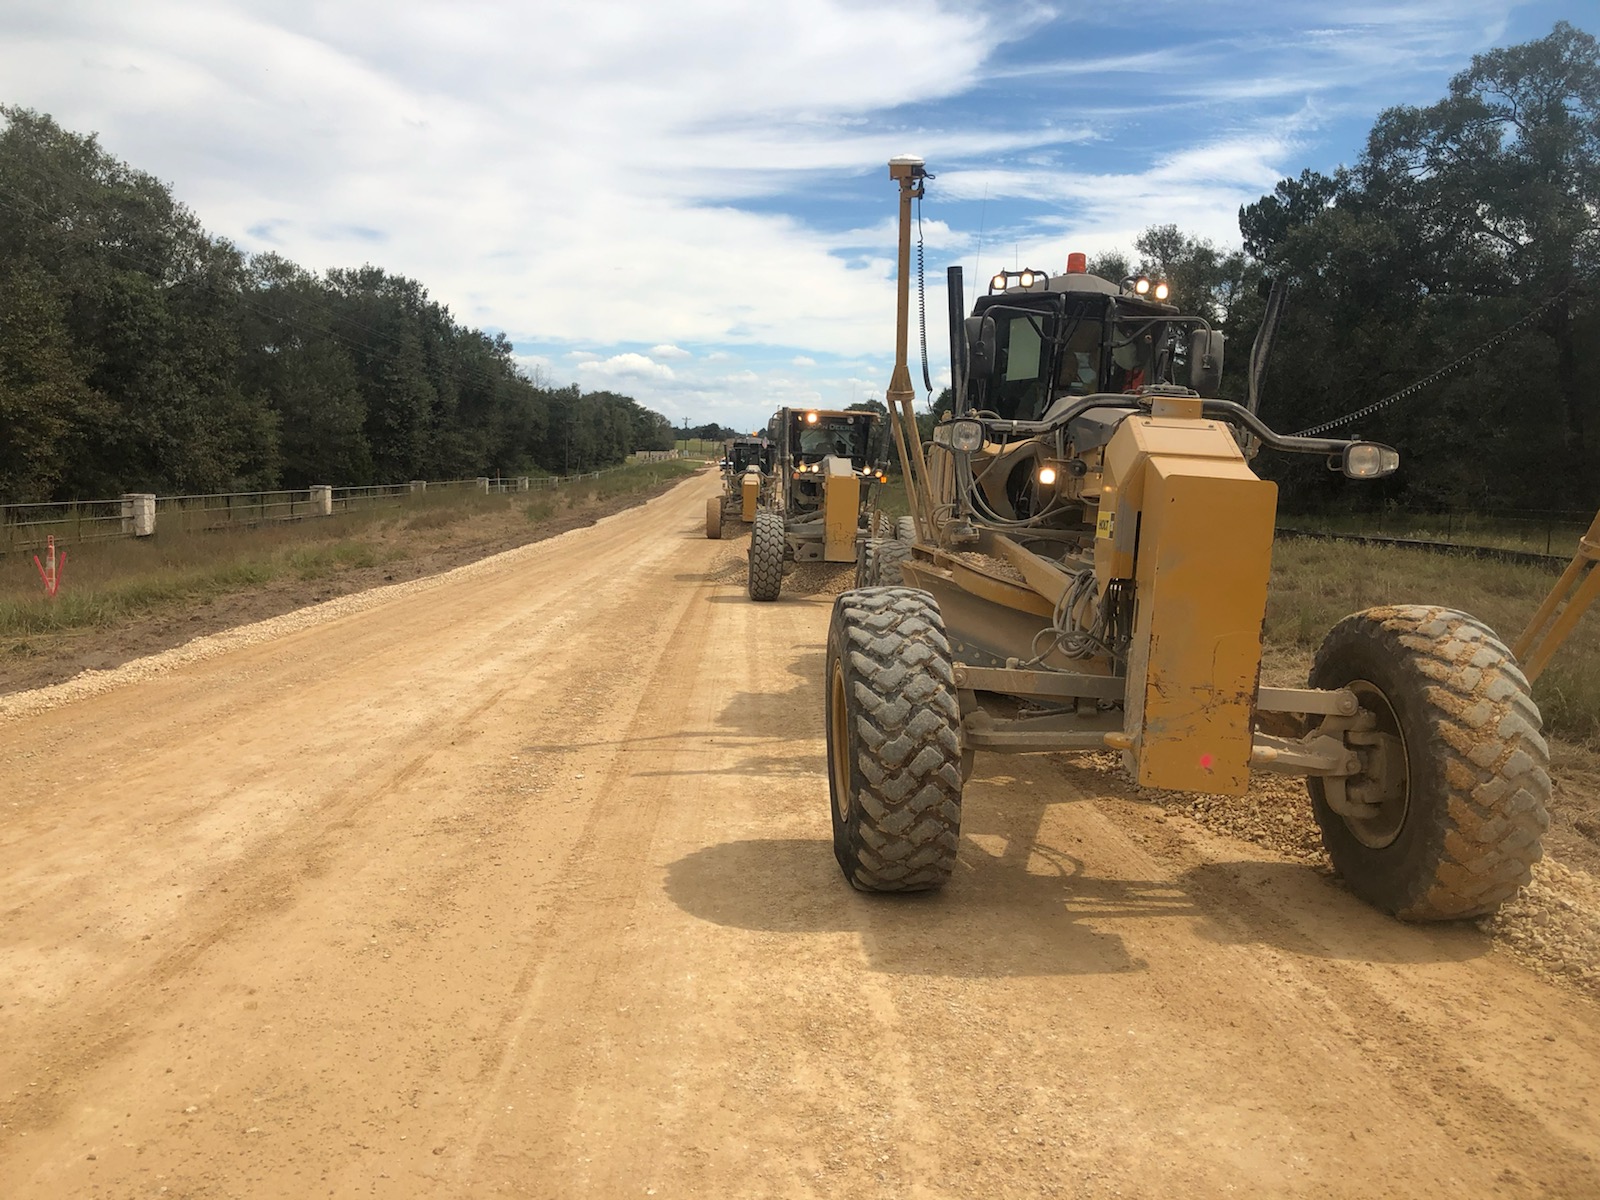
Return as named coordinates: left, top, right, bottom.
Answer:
left=728, top=442, right=769, bottom=471
left=795, top=417, right=868, bottom=463
left=985, top=299, right=1106, bottom=421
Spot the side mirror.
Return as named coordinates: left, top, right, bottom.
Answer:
left=1188, top=330, right=1225, bottom=397
left=965, top=315, right=996, bottom=378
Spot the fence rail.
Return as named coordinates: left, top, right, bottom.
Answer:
left=1278, top=506, right=1593, bottom=559
left=0, top=499, right=127, bottom=554
left=0, top=459, right=662, bottom=555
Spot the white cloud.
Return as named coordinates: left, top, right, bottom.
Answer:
left=0, top=0, right=1567, bottom=436
left=576, top=353, right=676, bottom=381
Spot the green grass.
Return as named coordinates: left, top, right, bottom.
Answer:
left=1268, top=537, right=1598, bottom=747
left=0, top=460, right=700, bottom=641
left=1279, top=509, right=1589, bottom=558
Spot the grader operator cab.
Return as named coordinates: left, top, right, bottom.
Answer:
left=706, top=435, right=774, bottom=539
left=826, top=155, right=1549, bottom=921
left=746, top=407, right=888, bottom=601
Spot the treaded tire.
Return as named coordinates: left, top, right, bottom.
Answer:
left=826, top=587, right=963, bottom=891
left=876, top=539, right=913, bottom=586
left=748, top=510, right=785, bottom=601
left=855, top=538, right=883, bottom=588
left=1308, top=604, right=1549, bottom=920
left=705, top=496, right=722, bottom=539
left=894, top=516, right=917, bottom=543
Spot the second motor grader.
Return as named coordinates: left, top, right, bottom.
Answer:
left=746, top=406, right=889, bottom=601
left=824, top=156, right=1549, bottom=922
left=706, top=435, right=775, bottom=539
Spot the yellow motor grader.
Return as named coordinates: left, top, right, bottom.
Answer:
left=746, top=406, right=889, bottom=601
left=706, top=435, right=775, bottom=539
left=825, top=156, right=1550, bottom=920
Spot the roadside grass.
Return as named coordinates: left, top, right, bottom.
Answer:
left=674, top=439, right=723, bottom=460
left=1280, top=509, right=1589, bottom=558
left=0, top=460, right=702, bottom=641
left=1269, top=537, right=1597, bottom=747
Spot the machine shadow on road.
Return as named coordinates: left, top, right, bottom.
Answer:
left=663, top=834, right=1152, bottom=979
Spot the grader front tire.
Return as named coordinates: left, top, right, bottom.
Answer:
left=855, top=538, right=882, bottom=588
left=1308, top=605, right=1550, bottom=920
left=875, top=539, right=913, bottom=586
left=748, top=510, right=785, bottom=602
left=826, top=587, right=963, bottom=892
left=705, top=496, right=723, bottom=539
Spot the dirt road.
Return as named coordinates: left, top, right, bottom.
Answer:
left=3, top=473, right=1598, bottom=1198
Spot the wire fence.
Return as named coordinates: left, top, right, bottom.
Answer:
left=0, top=460, right=655, bottom=556
left=0, top=499, right=126, bottom=555
left=1278, top=505, right=1593, bottom=560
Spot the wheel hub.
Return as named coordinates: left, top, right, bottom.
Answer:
left=1339, top=679, right=1410, bottom=849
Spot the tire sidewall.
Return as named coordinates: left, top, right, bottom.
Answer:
left=1309, top=624, right=1448, bottom=913
left=825, top=599, right=863, bottom=874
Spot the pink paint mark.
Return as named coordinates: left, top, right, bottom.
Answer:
left=1199, top=753, right=1215, bottom=771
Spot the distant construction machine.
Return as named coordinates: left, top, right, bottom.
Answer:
left=707, top=435, right=775, bottom=539
left=746, top=406, right=889, bottom=601
left=823, top=155, right=1549, bottom=922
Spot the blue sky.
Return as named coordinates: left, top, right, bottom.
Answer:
left=1, top=1, right=1593, bottom=433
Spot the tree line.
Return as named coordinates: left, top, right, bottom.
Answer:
left=0, top=107, right=675, bottom=505
left=1082, top=22, right=1599, bottom=514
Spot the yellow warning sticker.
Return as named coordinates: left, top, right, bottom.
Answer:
left=1096, top=510, right=1115, bottom=540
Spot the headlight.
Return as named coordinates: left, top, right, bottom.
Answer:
left=950, top=418, right=984, bottom=452
left=1037, top=465, right=1058, bottom=487
left=1153, top=281, right=1170, bottom=301
left=1338, top=442, right=1401, bottom=479
left=805, top=411, right=819, bottom=424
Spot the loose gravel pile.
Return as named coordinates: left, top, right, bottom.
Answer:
left=1067, top=749, right=1600, bottom=998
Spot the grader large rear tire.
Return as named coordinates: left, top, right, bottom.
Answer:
left=1307, top=605, right=1549, bottom=920
left=894, top=516, right=917, bottom=543
left=826, top=587, right=963, bottom=891
left=748, top=510, right=785, bottom=601
left=705, top=496, right=722, bottom=539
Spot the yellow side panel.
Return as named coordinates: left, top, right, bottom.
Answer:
left=823, top=474, right=861, bottom=562
left=741, top=475, right=760, bottom=521
left=1127, top=462, right=1277, bottom=796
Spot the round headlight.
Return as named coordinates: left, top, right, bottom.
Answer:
left=1154, top=281, right=1170, bottom=301
left=1038, top=465, right=1058, bottom=487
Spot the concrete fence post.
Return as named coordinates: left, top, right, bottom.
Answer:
left=121, top=493, right=156, bottom=537
left=410, top=480, right=427, bottom=494
left=477, top=477, right=490, bottom=493
left=309, top=485, right=333, bottom=516
left=517, top=477, right=530, bottom=492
